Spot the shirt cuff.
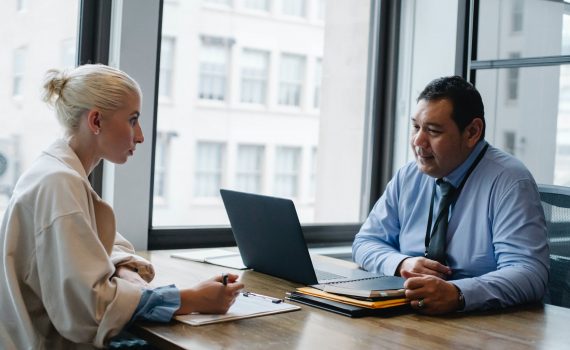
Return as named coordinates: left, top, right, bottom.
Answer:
left=384, top=253, right=411, bottom=276
left=131, top=284, right=181, bottom=323
left=450, top=278, right=476, bottom=312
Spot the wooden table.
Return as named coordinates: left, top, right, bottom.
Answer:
left=131, top=250, right=569, bottom=350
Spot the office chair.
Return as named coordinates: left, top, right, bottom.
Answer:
left=538, top=184, right=570, bottom=308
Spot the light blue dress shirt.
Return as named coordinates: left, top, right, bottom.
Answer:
left=130, top=285, right=180, bottom=323
left=353, top=141, right=549, bottom=311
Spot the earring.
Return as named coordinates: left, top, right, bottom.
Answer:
left=94, top=129, right=100, bottom=135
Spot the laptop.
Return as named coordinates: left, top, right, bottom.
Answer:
left=220, top=189, right=404, bottom=289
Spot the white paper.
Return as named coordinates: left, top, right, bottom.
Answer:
left=175, top=293, right=300, bottom=326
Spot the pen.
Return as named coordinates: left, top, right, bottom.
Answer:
left=222, top=272, right=229, bottom=286
left=242, top=291, right=283, bottom=304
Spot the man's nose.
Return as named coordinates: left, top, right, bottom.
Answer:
left=413, top=129, right=427, bottom=148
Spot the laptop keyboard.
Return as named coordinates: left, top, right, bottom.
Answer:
left=315, top=269, right=346, bottom=281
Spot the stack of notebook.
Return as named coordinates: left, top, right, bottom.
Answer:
left=286, top=278, right=409, bottom=318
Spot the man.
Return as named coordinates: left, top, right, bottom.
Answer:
left=352, top=76, right=549, bottom=314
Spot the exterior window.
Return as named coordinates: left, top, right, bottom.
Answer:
left=236, top=145, right=264, bottom=193
left=316, top=0, right=325, bottom=21
left=204, top=0, right=231, bottom=6
left=12, top=47, right=27, bottom=97
left=279, top=53, right=305, bottom=107
left=512, top=0, right=524, bottom=33
left=153, top=1, right=371, bottom=228
left=199, top=37, right=230, bottom=101
left=503, top=131, right=516, bottom=155
left=243, top=0, right=269, bottom=11
left=241, top=49, right=269, bottom=104
left=282, top=0, right=305, bottom=18
left=1, top=0, right=78, bottom=219
left=159, top=36, right=176, bottom=99
left=274, top=146, right=301, bottom=198
left=309, top=147, right=317, bottom=198
left=507, top=52, right=521, bottom=101
left=314, top=58, right=322, bottom=109
left=194, top=142, right=225, bottom=197
left=153, top=132, right=174, bottom=202
left=16, top=0, right=27, bottom=12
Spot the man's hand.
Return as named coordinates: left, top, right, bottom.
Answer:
left=397, top=257, right=452, bottom=279
left=114, top=265, right=150, bottom=288
left=401, top=270, right=460, bottom=314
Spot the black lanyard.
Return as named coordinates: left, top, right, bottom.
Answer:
left=424, top=143, right=489, bottom=254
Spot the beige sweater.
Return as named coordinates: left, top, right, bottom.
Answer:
left=0, top=139, right=154, bottom=349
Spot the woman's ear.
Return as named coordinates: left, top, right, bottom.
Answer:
left=86, top=110, right=102, bottom=135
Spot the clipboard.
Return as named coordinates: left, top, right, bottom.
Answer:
left=174, top=292, right=301, bottom=326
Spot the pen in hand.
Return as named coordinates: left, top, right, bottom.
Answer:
left=221, top=272, right=229, bottom=286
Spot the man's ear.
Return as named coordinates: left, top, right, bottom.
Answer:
left=464, top=118, right=483, bottom=147
left=86, top=109, right=102, bottom=135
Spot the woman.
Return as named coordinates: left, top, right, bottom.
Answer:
left=0, top=64, right=244, bottom=349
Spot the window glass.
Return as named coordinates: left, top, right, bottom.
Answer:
left=16, top=0, right=27, bottom=12
left=240, top=49, right=269, bottom=104
left=153, top=1, right=372, bottom=227
left=159, top=37, right=176, bottom=99
left=393, top=0, right=459, bottom=170
left=476, top=65, right=570, bottom=185
left=243, top=0, right=269, bottom=12
left=282, top=0, right=305, bottom=18
left=12, top=47, right=27, bottom=97
left=198, top=36, right=230, bottom=101
left=0, top=0, right=78, bottom=217
left=477, top=0, right=570, bottom=60
left=205, top=0, right=231, bottom=7
left=316, top=0, right=325, bottom=21
left=236, top=144, right=264, bottom=192
left=274, top=146, right=301, bottom=197
left=278, top=53, right=305, bottom=106
left=313, top=58, right=322, bottom=109
left=194, top=142, right=225, bottom=198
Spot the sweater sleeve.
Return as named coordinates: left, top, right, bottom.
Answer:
left=35, top=212, right=143, bottom=348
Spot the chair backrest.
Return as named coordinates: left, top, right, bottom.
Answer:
left=538, top=184, right=570, bottom=308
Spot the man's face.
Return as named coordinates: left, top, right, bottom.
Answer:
left=410, top=98, right=476, bottom=179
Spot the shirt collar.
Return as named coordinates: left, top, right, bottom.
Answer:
left=441, top=140, right=487, bottom=188
left=42, top=138, right=89, bottom=181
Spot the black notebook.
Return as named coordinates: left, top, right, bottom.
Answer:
left=286, top=292, right=409, bottom=318
left=313, top=276, right=405, bottom=298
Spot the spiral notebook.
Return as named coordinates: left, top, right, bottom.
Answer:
left=175, top=292, right=300, bottom=326
left=312, top=277, right=406, bottom=298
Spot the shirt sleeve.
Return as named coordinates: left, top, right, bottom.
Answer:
left=452, top=178, right=549, bottom=311
left=352, top=176, right=410, bottom=275
left=130, top=285, right=181, bottom=323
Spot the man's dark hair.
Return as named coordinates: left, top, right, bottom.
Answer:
left=417, top=76, right=485, bottom=140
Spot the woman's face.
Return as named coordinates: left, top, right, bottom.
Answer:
left=97, top=92, right=144, bottom=164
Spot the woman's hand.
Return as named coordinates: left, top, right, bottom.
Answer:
left=114, top=265, right=150, bottom=288
left=176, top=273, right=244, bottom=315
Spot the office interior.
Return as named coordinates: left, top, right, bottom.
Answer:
left=2, top=0, right=569, bottom=267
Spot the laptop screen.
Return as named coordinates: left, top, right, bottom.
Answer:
left=220, top=189, right=319, bottom=285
